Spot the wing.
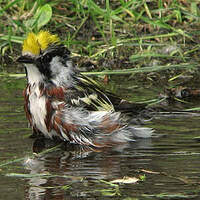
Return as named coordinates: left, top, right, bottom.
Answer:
left=64, top=74, right=115, bottom=111
left=67, top=74, right=147, bottom=115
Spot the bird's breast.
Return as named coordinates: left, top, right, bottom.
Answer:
left=28, top=84, right=50, bottom=137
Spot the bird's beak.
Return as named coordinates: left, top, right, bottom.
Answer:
left=16, top=55, right=35, bottom=64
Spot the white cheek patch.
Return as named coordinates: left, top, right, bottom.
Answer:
left=49, top=56, right=75, bottom=87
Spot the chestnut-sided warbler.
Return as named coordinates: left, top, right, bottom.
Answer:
left=17, top=31, right=153, bottom=147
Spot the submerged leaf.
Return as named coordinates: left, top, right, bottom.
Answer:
left=140, top=169, right=160, bottom=174
left=111, top=176, right=139, bottom=184
left=6, top=173, right=51, bottom=178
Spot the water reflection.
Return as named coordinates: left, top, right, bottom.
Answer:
left=1, top=77, right=200, bottom=199
left=24, top=138, right=153, bottom=199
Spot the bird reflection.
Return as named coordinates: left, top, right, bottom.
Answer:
left=24, top=137, right=153, bottom=200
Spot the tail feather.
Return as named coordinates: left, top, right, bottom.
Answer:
left=127, top=126, right=154, bottom=139
left=92, top=126, right=154, bottom=147
left=110, top=126, right=153, bottom=143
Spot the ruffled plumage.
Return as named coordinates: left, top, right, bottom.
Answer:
left=18, top=31, right=154, bottom=147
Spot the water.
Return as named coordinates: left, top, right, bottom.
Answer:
left=0, top=77, right=200, bottom=200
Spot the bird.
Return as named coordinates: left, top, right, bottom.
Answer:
left=17, top=30, right=154, bottom=147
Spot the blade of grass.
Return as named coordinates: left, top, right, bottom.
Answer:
left=6, top=173, right=57, bottom=178
left=0, top=35, right=24, bottom=43
left=130, top=52, right=188, bottom=61
left=6, top=172, right=83, bottom=181
left=83, top=63, right=198, bottom=76
left=0, top=73, right=26, bottom=78
left=185, top=107, right=200, bottom=111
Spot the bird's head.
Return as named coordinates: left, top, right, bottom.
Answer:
left=17, top=31, right=74, bottom=85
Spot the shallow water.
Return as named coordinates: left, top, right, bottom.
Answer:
left=0, top=77, right=200, bottom=200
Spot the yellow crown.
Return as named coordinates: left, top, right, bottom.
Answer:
left=22, top=30, right=60, bottom=55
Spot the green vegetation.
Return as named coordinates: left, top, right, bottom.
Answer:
left=0, top=0, right=200, bottom=78
left=1, top=2, right=200, bottom=198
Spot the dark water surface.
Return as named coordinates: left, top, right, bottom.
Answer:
left=0, top=77, right=200, bottom=200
